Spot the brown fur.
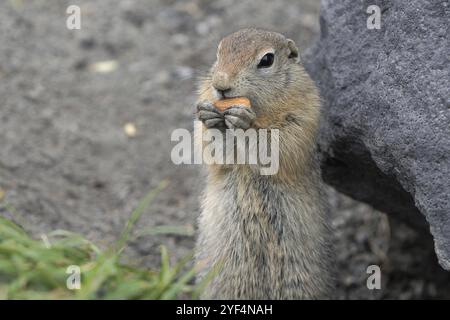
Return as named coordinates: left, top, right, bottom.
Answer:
left=195, top=28, right=335, bottom=299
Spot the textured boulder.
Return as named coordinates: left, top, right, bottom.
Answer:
left=304, top=0, right=450, bottom=269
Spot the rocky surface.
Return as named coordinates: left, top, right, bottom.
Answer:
left=305, top=0, right=450, bottom=270
left=0, top=0, right=449, bottom=298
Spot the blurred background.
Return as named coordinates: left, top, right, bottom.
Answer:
left=0, top=0, right=449, bottom=299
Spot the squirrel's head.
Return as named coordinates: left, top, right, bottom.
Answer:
left=210, top=28, right=305, bottom=112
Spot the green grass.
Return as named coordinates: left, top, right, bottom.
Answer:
left=0, top=181, right=210, bottom=300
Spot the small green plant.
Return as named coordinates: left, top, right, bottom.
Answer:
left=0, top=181, right=208, bottom=299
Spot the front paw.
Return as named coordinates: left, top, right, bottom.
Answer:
left=197, top=101, right=225, bottom=128
left=223, top=105, right=256, bottom=130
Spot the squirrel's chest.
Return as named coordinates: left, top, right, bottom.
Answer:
left=202, top=172, right=294, bottom=241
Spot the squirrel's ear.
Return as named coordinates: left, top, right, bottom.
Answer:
left=287, top=39, right=300, bottom=63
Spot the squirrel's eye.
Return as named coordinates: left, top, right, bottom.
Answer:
left=257, top=53, right=274, bottom=68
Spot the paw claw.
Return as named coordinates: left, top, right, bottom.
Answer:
left=197, top=100, right=220, bottom=113
left=224, top=119, right=235, bottom=129
left=224, top=115, right=251, bottom=130
left=205, top=118, right=225, bottom=128
left=196, top=100, right=225, bottom=128
left=198, top=110, right=221, bottom=121
left=223, top=105, right=256, bottom=129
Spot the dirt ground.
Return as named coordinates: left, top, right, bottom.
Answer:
left=0, top=0, right=449, bottom=299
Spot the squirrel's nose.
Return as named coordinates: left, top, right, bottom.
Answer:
left=216, top=88, right=231, bottom=98
left=212, top=71, right=232, bottom=95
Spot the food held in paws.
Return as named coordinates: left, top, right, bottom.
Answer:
left=213, top=97, right=251, bottom=112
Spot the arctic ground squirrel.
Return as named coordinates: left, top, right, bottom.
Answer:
left=195, top=28, right=334, bottom=299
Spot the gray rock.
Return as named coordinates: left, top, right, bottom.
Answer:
left=304, top=0, right=450, bottom=269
